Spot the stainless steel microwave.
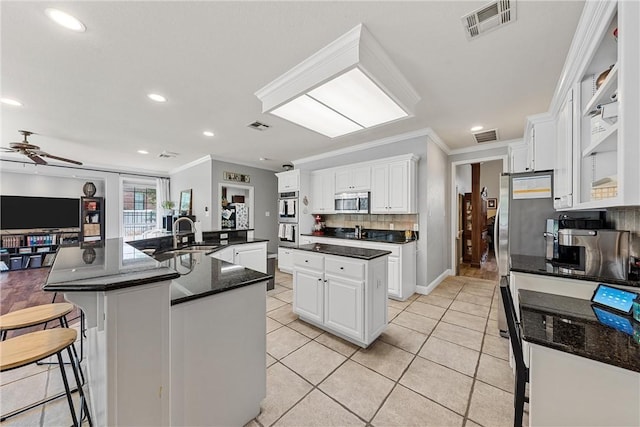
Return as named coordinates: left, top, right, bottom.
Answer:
left=334, top=192, right=370, bottom=214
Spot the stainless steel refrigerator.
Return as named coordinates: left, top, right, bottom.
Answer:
left=496, top=170, right=556, bottom=336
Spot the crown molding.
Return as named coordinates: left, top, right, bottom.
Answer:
left=548, top=0, right=617, bottom=116
left=447, top=138, right=518, bottom=156
left=169, top=155, right=212, bottom=175
left=293, top=127, right=441, bottom=165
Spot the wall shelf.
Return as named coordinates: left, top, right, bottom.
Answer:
left=582, top=63, right=618, bottom=116
left=582, top=123, right=618, bottom=157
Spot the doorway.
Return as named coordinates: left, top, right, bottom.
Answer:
left=217, top=183, right=254, bottom=231
left=451, top=156, right=506, bottom=281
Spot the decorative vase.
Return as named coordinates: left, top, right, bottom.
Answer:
left=82, top=248, right=96, bottom=264
left=83, top=181, right=97, bottom=197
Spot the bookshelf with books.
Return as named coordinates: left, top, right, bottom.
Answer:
left=80, top=197, right=105, bottom=244
left=0, top=230, right=79, bottom=272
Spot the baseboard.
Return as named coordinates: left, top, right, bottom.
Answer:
left=416, top=269, right=453, bottom=295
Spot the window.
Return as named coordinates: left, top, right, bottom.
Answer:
left=122, top=180, right=157, bottom=241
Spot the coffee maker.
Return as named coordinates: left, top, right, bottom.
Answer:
left=544, top=216, right=604, bottom=260
left=545, top=218, right=630, bottom=280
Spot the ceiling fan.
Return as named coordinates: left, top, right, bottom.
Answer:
left=1, top=130, right=82, bottom=165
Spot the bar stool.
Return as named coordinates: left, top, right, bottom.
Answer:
left=0, top=303, right=86, bottom=421
left=0, top=328, right=92, bottom=427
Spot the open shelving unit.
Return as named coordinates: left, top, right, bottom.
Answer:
left=80, top=197, right=105, bottom=243
left=0, top=230, right=79, bottom=272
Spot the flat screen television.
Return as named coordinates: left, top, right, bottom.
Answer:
left=1, top=196, right=80, bottom=230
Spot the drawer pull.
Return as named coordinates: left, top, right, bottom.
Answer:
left=305, top=260, right=309, bottom=263
left=340, top=267, right=344, bottom=270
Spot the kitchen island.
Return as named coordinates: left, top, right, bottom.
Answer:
left=44, top=238, right=271, bottom=426
left=291, top=243, right=390, bottom=347
left=518, top=289, right=639, bottom=426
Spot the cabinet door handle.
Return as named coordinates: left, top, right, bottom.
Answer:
left=340, top=266, right=344, bottom=270
left=305, top=259, right=309, bottom=263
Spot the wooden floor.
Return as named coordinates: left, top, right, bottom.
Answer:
left=0, top=267, right=80, bottom=338
left=459, top=251, right=499, bottom=282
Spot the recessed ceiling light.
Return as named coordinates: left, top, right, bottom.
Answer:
left=203, top=131, right=214, bottom=137
left=147, top=93, right=167, bottom=103
left=45, top=8, right=86, bottom=32
left=1, top=98, right=23, bottom=107
left=471, top=125, right=484, bottom=132
left=137, top=150, right=149, bottom=154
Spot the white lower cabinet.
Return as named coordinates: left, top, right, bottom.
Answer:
left=277, top=247, right=294, bottom=273
left=210, top=242, right=267, bottom=273
left=293, top=267, right=324, bottom=323
left=301, top=236, right=416, bottom=301
left=292, top=249, right=387, bottom=347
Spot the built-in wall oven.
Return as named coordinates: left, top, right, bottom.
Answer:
left=334, top=192, right=370, bottom=214
left=278, top=191, right=298, bottom=247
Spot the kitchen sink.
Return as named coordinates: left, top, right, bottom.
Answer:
left=152, top=245, right=219, bottom=261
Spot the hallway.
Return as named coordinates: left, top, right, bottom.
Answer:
left=459, top=251, right=499, bottom=282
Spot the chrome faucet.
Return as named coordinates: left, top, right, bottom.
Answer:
left=173, top=217, right=195, bottom=248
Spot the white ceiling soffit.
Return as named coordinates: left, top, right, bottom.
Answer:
left=255, top=23, right=421, bottom=138
left=473, top=128, right=500, bottom=143
left=463, top=0, right=517, bottom=40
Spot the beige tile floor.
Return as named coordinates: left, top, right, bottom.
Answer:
left=254, top=271, right=527, bottom=427
left=1, top=272, right=524, bottom=427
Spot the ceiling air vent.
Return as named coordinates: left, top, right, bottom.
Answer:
left=158, top=150, right=179, bottom=158
left=462, top=0, right=516, bottom=40
left=247, top=121, right=270, bottom=131
left=473, top=129, right=499, bottom=144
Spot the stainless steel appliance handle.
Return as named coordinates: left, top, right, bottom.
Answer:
left=494, top=204, right=500, bottom=263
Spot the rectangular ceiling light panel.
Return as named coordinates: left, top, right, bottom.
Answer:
left=308, top=68, right=408, bottom=129
left=271, top=95, right=363, bottom=138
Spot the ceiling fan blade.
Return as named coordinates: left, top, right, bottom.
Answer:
left=27, top=153, right=48, bottom=165
left=38, top=152, right=83, bottom=165
left=0, top=146, right=17, bottom=152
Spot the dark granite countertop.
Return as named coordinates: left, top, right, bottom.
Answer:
left=295, top=243, right=391, bottom=260
left=301, top=227, right=417, bottom=244
left=158, top=253, right=271, bottom=305
left=511, top=254, right=640, bottom=288
left=518, top=289, right=640, bottom=372
left=44, top=238, right=271, bottom=298
left=44, top=238, right=179, bottom=292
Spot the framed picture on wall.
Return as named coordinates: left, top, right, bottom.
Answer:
left=487, top=198, right=497, bottom=209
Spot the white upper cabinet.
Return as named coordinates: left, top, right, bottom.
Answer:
left=508, top=141, right=530, bottom=173
left=370, top=156, right=418, bottom=214
left=554, top=0, right=640, bottom=208
left=334, top=166, right=371, bottom=193
left=526, top=114, right=556, bottom=172
left=311, top=170, right=335, bottom=214
left=276, top=170, right=300, bottom=192
left=554, top=89, right=574, bottom=209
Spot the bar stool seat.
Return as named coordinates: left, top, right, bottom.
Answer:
left=0, top=303, right=74, bottom=337
left=0, top=328, right=91, bottom=427
left=0, top=328, right=76, bottom=370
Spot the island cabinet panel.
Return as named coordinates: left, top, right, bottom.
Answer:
left=324, top=274, right=364, bottom=342
left=171, top=281, right=266, bottom=427
left=293, top=268, right=324, bottom=324
left=292, top=248, right=387, bottom=347
left=64, top=280, right=172, bottom=427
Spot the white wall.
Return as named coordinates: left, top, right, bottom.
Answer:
left=480, top=159, right=502, bottom=218
left=295, top=134, right=450, bottom=287
left=170, top=158, right=214, bottom=230
left=0, top=162, right=133, bottom=239
left=456, top=164, right=471, bottom=195
left=211, top=160, right=278, bottom=253
left=425, top=138, right=450, bottom=285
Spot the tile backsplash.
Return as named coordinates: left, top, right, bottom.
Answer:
left=606, top=207, right=640, bottom=257
left=322, top=214, right=418, bottom=231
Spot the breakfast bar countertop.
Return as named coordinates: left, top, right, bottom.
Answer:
left=518, top=289, right=640, bottom=372
left=510, top=254, right=640, bottom=288
left=44, top=238, right=179, bottom=292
